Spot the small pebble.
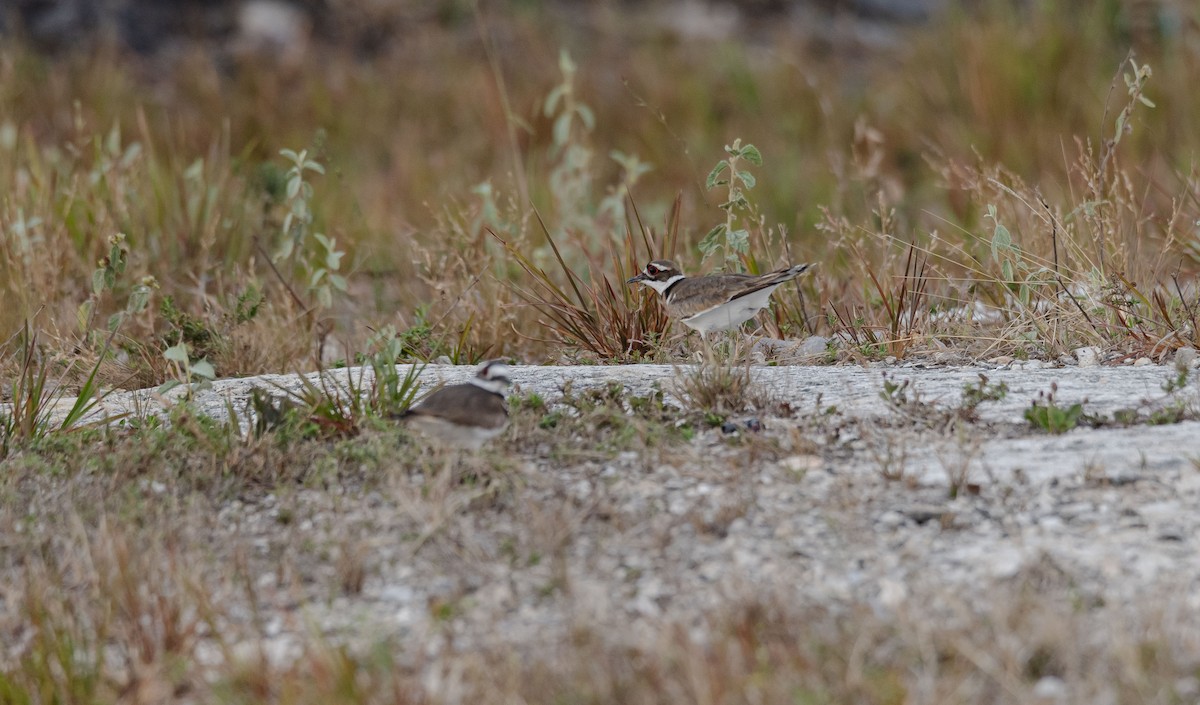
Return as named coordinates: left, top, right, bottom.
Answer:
left=1175, top=346, right=1197, bottom=369
left=1033, top=676, right=1067, bottom=701
left=1074, top=346, right=1101, bottom=367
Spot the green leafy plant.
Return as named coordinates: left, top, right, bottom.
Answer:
left=491, top=48, right=674, bottom=360
left=700, top=138, right=763, bottom=271
left=258, top=331, right=424, bottom=439
left=160, top=295, right=216, bottom=357
left=983, top=204, right=1057, bottom=312
left=1024, top=383, right=1086, bottom=434
left=958, top=373, right=1009, bottom=421
left=393, top=305, right=489, bottom=364
left=363, top=326, right=425, bottom=416
left=878, top=372, right=1007, bottom=429
left=543, top=49, right=602, bottom=239
left=158, top=342, right=217, bottom=397
left=273, top=147, right=347, bottom=310
left=1110, top=358, right=1195, bottom=426
left=78, top=232, right=156, bottom=337
left=522, top=380, right=685, bottom=455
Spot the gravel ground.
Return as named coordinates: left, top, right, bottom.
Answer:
left=78, top=359, right=1200, bottom=682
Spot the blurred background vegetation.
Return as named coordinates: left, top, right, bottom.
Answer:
left=1, top=0, right=1198, bottom=386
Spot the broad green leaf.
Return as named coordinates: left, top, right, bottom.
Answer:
left=558, top=49, right=576, bottom=76
left=329, top=273, right=349, bottom=291
left=543, top=85, right=567, bottom=117
left=553, top=112, right=572, bottom=146
left=739, top=144, right=763, bottom=166
left=286, top=174, right=302, bottom=200
left=105, top=122, right=121, bottom=156
left=157, top=379, right=182, bottom=395
left=1139, top=95, right=1155, bottom=108
left=92, top=269, right=106, bottom=295
left=991, top=222, right=1012, bottom=262
left=1002, top=260, right=1014, bottom=284
left=304, top=160, right=324, bottom=174
left=727, top=228, right=750, bottom=254
left=107, top=312, right=122, bottom=332
left=120, top=142, right=143, bottom=168
left=737, top=170, right=756, bottom=189
left=279, top=148, right=299, bottom=161
left=706, top=160, right=729, bottom=190
left=184, top=158, right=204, bottom=180
left=127, top=285, right=150, bottom=314
left=191, top=359, right=216, bottom=380
left=698, top=224, right=725, bottom=255
left=576, top=104, right=595, bottom=132
left=275, top=236, right=294, bottom=262
left=610, top=150, right=653, bottom=182
left=163, top=342, right=190, bottom=363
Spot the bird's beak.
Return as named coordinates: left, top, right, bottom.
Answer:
left=626, top=272, right=648, bottom=284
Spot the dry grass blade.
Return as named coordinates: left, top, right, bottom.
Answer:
left=831, top=241, right=931, bottom=358
left=491, top=195, right=678, bottom=361
left=2, top=321, right=123, bottom=455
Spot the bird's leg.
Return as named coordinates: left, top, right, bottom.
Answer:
left=698, top=331, right=717, bottom=365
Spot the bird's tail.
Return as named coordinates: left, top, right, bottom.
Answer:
left=771, top=262, right=814, bottom=282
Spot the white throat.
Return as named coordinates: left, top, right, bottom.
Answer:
left=470, top=376, right=509, bottom=395
left=642, top=273, right=684, bottom=295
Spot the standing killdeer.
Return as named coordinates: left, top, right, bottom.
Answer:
left=627, top=259, right=812, bottom=336
left=396, top=360, right=512, bottom=450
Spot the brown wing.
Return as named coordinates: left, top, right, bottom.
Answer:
left=722, top=264, right=811, bottom=303
left=668, top=266, right=809, bottom=307
left=404, top=384, right=508, bottom=430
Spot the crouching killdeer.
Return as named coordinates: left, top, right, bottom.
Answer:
left=627, top=259, right=812, bottom=336
left=396, top=360, right=512, bottom=450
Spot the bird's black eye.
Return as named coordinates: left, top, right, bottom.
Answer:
left=647, top=264, right=660, bottom=274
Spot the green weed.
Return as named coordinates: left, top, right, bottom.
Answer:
left=1024, top=383, right=1087, bottom=434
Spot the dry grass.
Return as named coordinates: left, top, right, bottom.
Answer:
left=0, top=4, right=1196, bottom=380
left=5, top=3, right=1200, bottom=703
